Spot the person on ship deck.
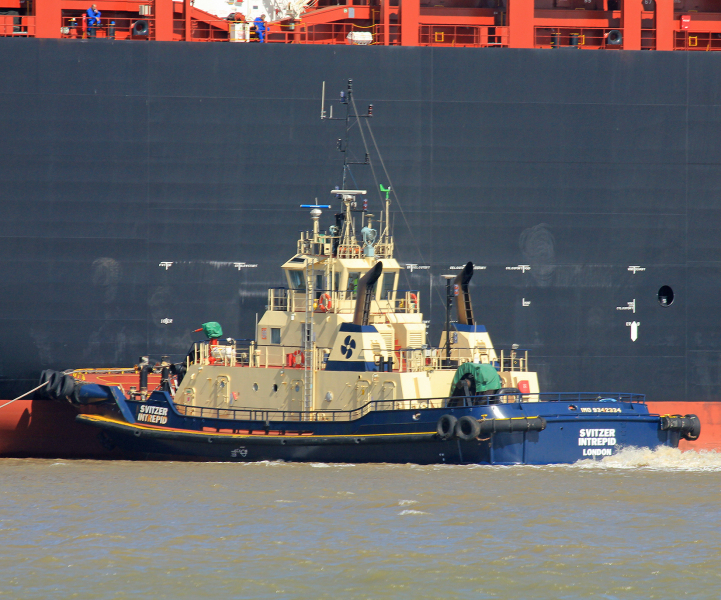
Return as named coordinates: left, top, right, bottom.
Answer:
left=86, top=4, right=101, bottom=38
left=253, top=14, right=267, bottom=42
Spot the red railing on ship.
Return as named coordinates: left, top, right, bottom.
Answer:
left=674, top=30, right=721, bottom=51
left=60, top=16, right=155, bottom=41
left=0, top=15, right=35, bottom=37
left=169, top=19, right=395, bottom=45
left=534, top=27, right=625, bottom=49
left=641, top=28, right=656, bottom=50
left=419, top=25, right=508, bottom=47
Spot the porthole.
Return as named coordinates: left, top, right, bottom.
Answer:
left=272, top=384, right=278, bottom=392
left=252, top=383, right=258, bottom=392
left=658, top=285, right=674, bottom=307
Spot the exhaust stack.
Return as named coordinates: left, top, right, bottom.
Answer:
left=455, top=261, right=475, bottom=325
left=353, top=262, right=383, bottom=326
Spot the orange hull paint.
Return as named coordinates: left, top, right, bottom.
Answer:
left=647, top=402, right=721, bottom=452
left=0, top=399, right=118, bottom=458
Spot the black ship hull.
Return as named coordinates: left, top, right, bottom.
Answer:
left=1, top=38, right=720, bottom=410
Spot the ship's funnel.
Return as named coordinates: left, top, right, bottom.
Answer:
left=353, top=261, right=383, bottom=326
left=455, top=261, right=475, bottom=326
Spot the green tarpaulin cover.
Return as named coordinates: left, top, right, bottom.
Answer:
left=449, top=362, right=501, bottom=396
left=201, top=322, right=223, bottom=339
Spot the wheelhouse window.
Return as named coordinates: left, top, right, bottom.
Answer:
left=347, top=272, right=361, bottom=294
left=271, top=328, right=281, bottom=344
left=379, top=272, right=396, bottom=300
left=288, top=270, right=305, bottom=290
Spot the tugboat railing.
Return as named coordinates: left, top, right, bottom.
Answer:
left=170, top=391, right=647, bottom=424
left=189, top=340, right=532, bottom=373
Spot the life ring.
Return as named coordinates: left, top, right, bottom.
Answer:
left=409, top=293, right=418, bottom=310
left=319, top=293, right=332, bottom=312
left=292, top=350, right=305, bottom=367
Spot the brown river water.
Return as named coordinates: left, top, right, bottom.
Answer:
left=1, top=448, right=721, bottom=600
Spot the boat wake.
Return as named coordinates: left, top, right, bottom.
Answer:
left=574, top=445, right=721, bottom=471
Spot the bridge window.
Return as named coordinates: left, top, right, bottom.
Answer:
left=379, top=272, right=396, bottom=300
left=288, top=270, right=305, bottom=290
left=271, top=328, right=281, bottom=344
left=347, top=272, right=361, bottom=293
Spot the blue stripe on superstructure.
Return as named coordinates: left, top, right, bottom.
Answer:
left=339, top=323, right=378, bottom=333
left=325, top=360, right=379, bottom=372
left=454, top=324, right=487, bottom=332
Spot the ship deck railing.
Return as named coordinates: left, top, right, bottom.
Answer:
left=171, top=391, right=647, bottom=424
left=191, top=340, right=531, bottom=373
left=266, top=287, right=420, bottom=315
left=418, top=24, right=509, bottom=47
left=296, top=232, right=394, bottom=259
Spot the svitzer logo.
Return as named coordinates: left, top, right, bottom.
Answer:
left=234, top=262, right=258, bottom=270
left=160, top=318, right=173, bottom=325
left=506, top=265, right=531, bottom=273
left=628, top=266, right=646, bottom=274
left=159, top=262, right=173, bottom=270
left=341, top=336, right=356, bottom=359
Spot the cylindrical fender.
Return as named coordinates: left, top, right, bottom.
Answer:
left=661, top=414, right=701, bottom=441
left=436, top=414, right=457, bottom=440
left=478, top=416, right=547, bottom=435
left=456, top=415, right=481, bottom=441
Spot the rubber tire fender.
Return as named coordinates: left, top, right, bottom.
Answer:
left=57, top=374, right=76, bottom=400
left=46, top=370, right=64, bottom=399
left=683, top=414, right=701, bottom=441
left=456, top=415, right=481, bottom=441
left=38, top=369, right=54, bottom=397
left=436, top=414, right=457, bottom=440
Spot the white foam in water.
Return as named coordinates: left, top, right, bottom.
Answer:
left=398, top=499, right=418, bottom=506
left=575, top=446, right=721, bottom=471
left=398, top=509, right=428, bottom=515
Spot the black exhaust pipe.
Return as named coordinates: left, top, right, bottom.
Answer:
left=454, top=261, right=475, bottom=325
left=353, top=261, right=383, bottom=326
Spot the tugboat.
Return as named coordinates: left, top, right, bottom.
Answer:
left=36, top=83, right=701, bottom=464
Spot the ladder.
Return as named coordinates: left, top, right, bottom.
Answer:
left=303, top=259, right=315, bottom=415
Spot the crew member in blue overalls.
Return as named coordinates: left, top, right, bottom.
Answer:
left=86, top=4, right=101, bottom=38
left=253, top=14, right=266, bottom=42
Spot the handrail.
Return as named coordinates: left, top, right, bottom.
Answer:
left=170, top=391, right=647, bottom=424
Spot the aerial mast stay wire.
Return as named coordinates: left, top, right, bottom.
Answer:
left=350, top=94, right=446, bottom=306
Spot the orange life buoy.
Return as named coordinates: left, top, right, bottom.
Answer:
left=409, top=293, right=418, bottom=310
left=292, top=350, right=305, bottom=367
left=319, top=293, right=332, bottom=312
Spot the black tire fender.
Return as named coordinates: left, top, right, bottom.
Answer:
left=46, top=371, right=64, bottom=399
left=58, top=375, right=76, bottom=400
left=38, top=370, right=53, bottom=397
left=456, top=415, right=481, bottom=441
left=436, top=414, right=457, bottom=440
left=683, top=414, right=701, bottom=441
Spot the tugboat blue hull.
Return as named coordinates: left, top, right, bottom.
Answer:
left=77, top=393, right=690, bottom=465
